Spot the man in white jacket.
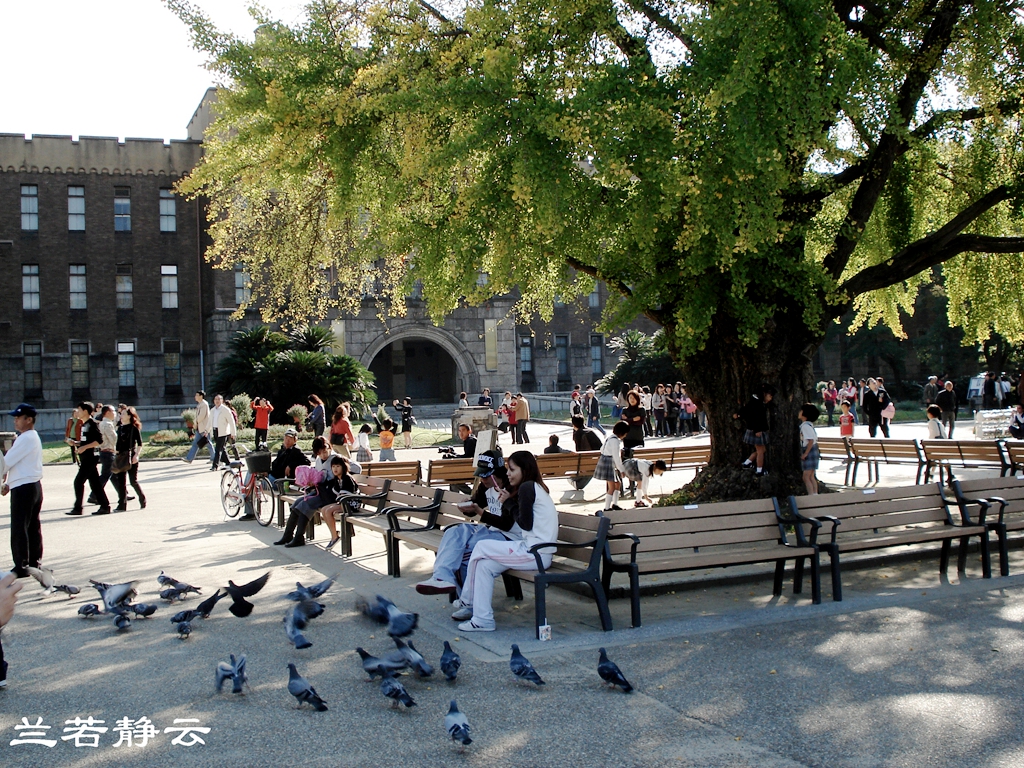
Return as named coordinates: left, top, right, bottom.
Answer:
left=209, top=394, right=236, bottom=471
left=2, top=404, right=44, bottom=578
left=183, top=390, right=215, bottom=465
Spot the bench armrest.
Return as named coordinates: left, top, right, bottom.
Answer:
left=809, top=515, right=840, bottom=546
left=605, top=532, right=640, bottom=563
left=958, top=496, right=995, bottom=525
left=333, top=492, right=390, bottom=518
left=778, top=498, right=825, bottom=546
left=386, top=502, right=442, bottom=532
left=527, top=539, right=584, bottom=572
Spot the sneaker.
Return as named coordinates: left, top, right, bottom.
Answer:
left=451, top=600, right=473, bottom=621
left=0, top=660, right=7, bottom=688
left=416, top=578, right=458, bottom=596
left=180, top=457, right=193, bottom=464
left=457, top=619, right=494, bottom=632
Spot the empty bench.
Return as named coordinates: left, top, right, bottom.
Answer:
left=787, top=483, right=991, bottom=601
left=362, top=460, right=422, bottom=483
left=426, top=458, right=476, bottom=488
left=631, top=444, right=711, bottom=479
left=921, top=440, right=1011, bottom=483
left=816, top=437, right=854, bottom=485
left=949, top=475, right=1024, bottom=576
left=848, top=438, right=925, bottom=484
left=601, top=498, right=824, bottom=604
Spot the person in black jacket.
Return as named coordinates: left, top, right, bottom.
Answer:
left=571, top=416, right=603, bottom=452
left=935, top=380, right=958, bottom=437
left=111, top=407, right=146, bottom=511
left=269, top=429, right=310, bottom=482
left=66, top=402, right=111, bottom=516
left=737, top=385, right=774, bottom=475
left=862, top=378, right=893, bottom=438
left=276, top=456, right=358, bottom=548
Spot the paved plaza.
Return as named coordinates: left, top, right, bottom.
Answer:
left=1, top=420, right=1023, bottom=766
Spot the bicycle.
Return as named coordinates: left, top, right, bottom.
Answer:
left=220, top=453, right=277, bottom=526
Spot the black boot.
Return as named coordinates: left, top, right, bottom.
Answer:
left=284, top=528, right=306, bottom=548
left=273, top=510, right=301, bottom=545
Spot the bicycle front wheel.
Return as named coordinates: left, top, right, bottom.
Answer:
left=220, top=472, right=244, bottom=518
left=253, top=476, right=277, bottom=527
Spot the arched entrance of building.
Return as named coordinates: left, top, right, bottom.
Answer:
left=368, top=338, right=459, bottom=404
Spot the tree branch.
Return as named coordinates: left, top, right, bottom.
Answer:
left=823, top=0, right=970, bottom=280
left=911, top=97, right=1023, bottom=141
left=563, top=254, right=667, bottom=326
left=621, top=0, right=694, bottom=50
left=604, top=20, right=655, bottom=71
left=835, top=185, right=1021, bottom=303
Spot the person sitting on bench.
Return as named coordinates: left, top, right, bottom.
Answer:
left=275, top=456, right=357, bottom=549
left=415, top=451, right=516, bottom=597
left=269, top=429, right=310, bottom=484
left=543, top=434, right=571, bottom=454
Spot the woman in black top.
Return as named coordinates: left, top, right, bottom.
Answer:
left=393, top=397, right=414, bottom=449
left=737, top=385, right=774, bottom=475
left=112, top=406, right=146, bottom=511
left=620, top=390, right=646, bottom=456
left=68, top=401, right=110, bottom=515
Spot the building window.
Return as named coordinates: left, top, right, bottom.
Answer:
left=21, top=185, right=38, bottom=231
left=235, top=264, right=251, bottom=306
left=555, top=335, right=569, bottom=379
left=69, top=264, right=87, bottom=309
left=68, top=186, right=85, bottom=230
left=520, top=336, right=533, bottom=373
left=23, top=342, right=42, bottom=394
left=22, top=264, right=40, bottom=310
left=159, top=189, right=176, bottom=232
left=591, top=334, right=604, bottom=377
left=116, top=264, right=133, bottom=309
left=117, top=341, right=136, bottom=388
left=71, top=342, right=90, bottom=391
left=114, top=187, right=131, bottom=231
left=161, top=265, right=178, bottom=309
left=163, top=339, right=182, bottom=390
left=589, top=287, right=600, bottom=308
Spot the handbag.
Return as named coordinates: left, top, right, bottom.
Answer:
left=881, top=402, right=896, bottom=420
left=196, top=433, right=209, bottom=449
left=330, top=431, right=346, bottom=446
left=111, top=451, right=131, bottom=474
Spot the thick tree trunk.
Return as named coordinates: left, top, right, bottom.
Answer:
left=675, top=311, right=821, bottom=501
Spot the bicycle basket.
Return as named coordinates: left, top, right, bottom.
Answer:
left=245, top=451, right=272, bottom=475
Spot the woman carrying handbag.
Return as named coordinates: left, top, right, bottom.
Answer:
left=111, top=406, right=146, bottom=511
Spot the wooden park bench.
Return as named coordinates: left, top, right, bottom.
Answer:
left=921, top=440, right=1011, bottom=483
left=1003, top=440, right=1024, bottom=476
left=848, top=438, right=925, bottom=485
left=948, top=475, right=1024, bottom=576
left=362, top=460, right=422, bottom=483
left=630, top=444, right=711, bottom=479
left=426, top=458, right=476, bottom=488
left=275, top=475, right=389, bottom=535
left=816, top=436, right=854, bottom=485
left=787, top=483, right=991, bottom=601
left=601, top=497, right=824, bottom=605
left=343, top=482, right=446, bottom=573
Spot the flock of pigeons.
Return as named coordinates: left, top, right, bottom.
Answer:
left=26, top=564, right=635, bottom=751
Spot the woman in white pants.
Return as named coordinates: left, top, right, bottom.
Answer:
left=452, top=451, right=559, bottom=632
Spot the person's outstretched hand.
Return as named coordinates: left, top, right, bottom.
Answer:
left=0, top=572, right=23, bottom=627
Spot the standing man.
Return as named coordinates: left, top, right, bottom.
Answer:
left=3, top=403, right=44, bottom=576
left=67, top=402, right=111, bottom=516
left=935, top=380, right=959, bottom=437
left=209, top=394, right=236, bottom=471
left=183, top=390, right=214, bottom=464
left=94, top=405, right=118, bottom=502
left=585, top=388, right=606, bottom=435
left=514, top=392, right=530, bottom=444
left=923, top=376, right=939, bottom=406
left=983, top=371, right=1000, bottom=410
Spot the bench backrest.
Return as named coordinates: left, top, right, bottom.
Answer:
left=922, top=440, right=1007, bottom=467
left=1004, top=440, right=1024, bottom=468
left=535, top=452, right=584, bottom=478
left=951, top=476, right=1024, bottom=520
left=550, top=512, right=608, bottom=565
left=850, top=438, right=923, bottom=462
left=816, top=436, right=852, bottom=460
left=363, top=460, right=421, bottom=483
left=426, top=458, right=475, bottom=486
left=601, top=498, right=790, bottom=557
left=631, top=445, right=711, bottom=470
left=789, top=484, right=957, bottom=533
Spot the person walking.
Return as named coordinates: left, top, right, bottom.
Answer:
left=252, top=397, right=274, bottom=448
left=822, top=381, right=838, bottom=428
left=111, top=406, right=146, bottom=511
left=92, top=405, right=118, bottom=504
left=862, top=378, right=893, bottom=438
left=840, top=378, right=859, bottom=424
left=585, top=388, right=606, bottom=435
left=183, top=390, right=214, bottom=464
left=513, top=393, right=530, bottom=444
left=330, top=403, right=356, bottom=458
left=209, top=394, right=236, bottom=471
left=652, top=384, right=667, bottom=437
left=3, top=403, right=44, bottom=576
left=306, top=395, right=325, bottom=439
left=67, top=402, right=111, bottom=515
left=935, top=380, right=959, bottom=437
left=923, top=376, right=939, bottom=406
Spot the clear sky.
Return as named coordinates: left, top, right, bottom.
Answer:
left=0, top=0, right=306, bottom=142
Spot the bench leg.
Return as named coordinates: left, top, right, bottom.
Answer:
left=996, top=525, right=1010, bottom=577
left=793, top=557, right=804, bottom=595
left=851, top=459, right=860, bottom=486
left=341, top=519, right=354, bottom=558
left=939, top=538, right=951, bottom=574
left=809, top=552, right=821, bottom=605
left=980, top=530, right=992, bottom=579
left=628, top=564, right=642, bottom=628
left=502, top=573, right=523, bottom=600
left=825, top=547, right=842, bottom=602
left=534, top=578, right=547, bottom=640
left=772, top=559, right=785, bottom=597
left=956, top=535, right=969, bottom=573
left=587, top=579, right=613, bottom=632
left=388, top=533, right=399, bottom=577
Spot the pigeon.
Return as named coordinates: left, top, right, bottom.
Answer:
left=377, top=595, right=418, bottom=638
left=26, top=566, right=55, bottom=593
left=356, top=648, right=406, bottom=679
left=597, top=648, right=633, bottom=693
left=287, top=663, right=327, bottom=711
left=78, top=603, right=101, bottom=617
left=157, top=570, right=180, bottom=586
left=392, top=638, right=433, bottom=677
left=286, top=574, right=338, bottom=602
left=445, top=700, right=472, bottom=747
left=53, top=583, right=81, bottom=598
left=510, top=644, right=544, bottom=685
left=378, top=669, right=416, bottom=708
left=160, top=587, right=191, bottom=603
left=195, top=590, right=226, bottom=618
left=113, top=611, right=131, bottom=631
left=216, top=654, right=247, bottom=694
left=170, top=580, right=202, bottom=595
left=294, top=599, right=325, bottom=623
left=284, top=610, right=313, bottom=649
left=177, top=620, right=193, bottom=639
left=440, top=641, right=461, bottom=681
left=224, top=572, right=270, bottom=618
left=170, top=609, right=203, bottom=624
left=356, top=596, right=390, bottom=625
left=91, top=580, right=137, bottom=613
left=128, top=603, right=158, bottom=618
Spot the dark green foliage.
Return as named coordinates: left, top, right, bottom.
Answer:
left=596, top=331, right=684, bottom=394
left=211, top=326, right=375, bottom=420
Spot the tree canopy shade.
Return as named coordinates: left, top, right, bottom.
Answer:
left=170, top=0, right=1024, bottom=489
